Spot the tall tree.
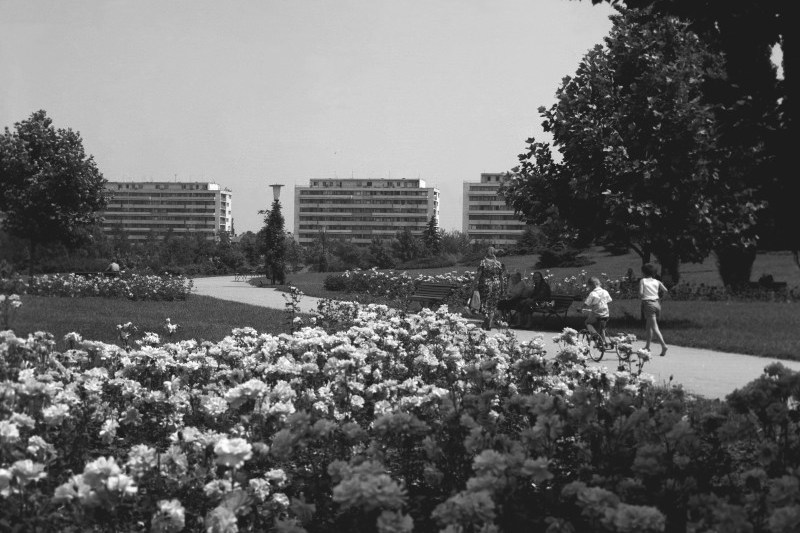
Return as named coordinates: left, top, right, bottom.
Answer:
left=440, top=230, right=473, bottom=256
left=308, top=229, right=331, bottom=273
left=502, top=8, right=759, bottom=284
left=0, top=110, right=108, bottom=276
left=585, top=0, right=793, bottom=269
left=259, top=199, right=286, bottom=284
left=394, top=228, right=423, bottom=263
left=422, top=215, right=442, bottom=256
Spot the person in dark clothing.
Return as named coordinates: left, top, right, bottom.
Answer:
left=519, top=271, right=552, bottom=328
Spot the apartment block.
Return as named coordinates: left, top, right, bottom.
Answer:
left=463, top=173, right=526, bottom=246
left=294, top=178, right=439, bottom=245
left=101, top=181, right=232, bottom=241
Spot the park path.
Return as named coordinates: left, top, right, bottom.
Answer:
left=192, top=276, right=800, bottom=400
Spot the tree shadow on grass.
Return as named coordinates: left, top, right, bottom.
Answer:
left=517, top=312, right=702, bottom=334
left=612, top=310, right=701, bottom=331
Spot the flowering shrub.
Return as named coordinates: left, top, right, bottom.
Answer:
left=326, top=268, right=800, bottom=305
left=326, top=268, right=625, bottom=305
left=1, top=302, right=800, bottom=531
left=324, top=268, right=476, bottom=307
left=0, top=294, right=22, bottom=330
left=21, top=273, right=193, bottom=301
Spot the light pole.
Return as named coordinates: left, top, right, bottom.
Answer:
left=270, top=184, right=284, bottom=201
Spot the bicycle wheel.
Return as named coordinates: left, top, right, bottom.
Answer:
left=580, top=330, right=605, bottom=362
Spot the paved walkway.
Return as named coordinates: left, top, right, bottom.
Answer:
left=193, top=276, right=800, bottom=400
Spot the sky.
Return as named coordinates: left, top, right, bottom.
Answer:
left=0, top=0, right=615, bottom=234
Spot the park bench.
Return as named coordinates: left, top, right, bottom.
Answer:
left=519, top=294, right=575, bottom=326
left=73, top=271, right=120, bottom=278
left=233, top=271, right=255, bottom=282
left=408, top=282, right=458, bottom=309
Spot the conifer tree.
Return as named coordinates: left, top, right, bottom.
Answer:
left=260, top=199, right=286, bottom=284
left=423, top=215, right=442, bottom=256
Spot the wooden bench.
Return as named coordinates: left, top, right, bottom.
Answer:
left=408, top=282, right=458, bottom=309
left=233, top=272, right=255, bottom=282
left=520, top=294, right=575, bottom=326
left=73, top=271, right=120, bottom=278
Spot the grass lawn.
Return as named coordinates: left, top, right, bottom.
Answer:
left=560, top=299, right=800, bottom=361
left=9, top=294, right=291, bottom=350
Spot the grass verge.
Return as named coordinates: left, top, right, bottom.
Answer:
left=9, top=294, right=292, bottom=350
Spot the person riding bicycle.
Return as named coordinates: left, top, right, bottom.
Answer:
left=581, top=277, right=612, bottom=347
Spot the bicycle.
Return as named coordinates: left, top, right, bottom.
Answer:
left=579, top=321, right=650, bottom=374
left=580, top=329, right=634, bottom=363
left=578, top=318, right=608, bottom=363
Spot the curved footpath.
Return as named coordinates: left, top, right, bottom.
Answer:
left=193, top=276, right=800, bottom=400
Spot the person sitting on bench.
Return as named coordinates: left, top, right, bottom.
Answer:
left=497, top=272, right=527, bottom=326
left=519, top=271, right=552, bottom=328
left=581, top=276, right=612, bottom=346
left=105, top=259, right=121, bottom=277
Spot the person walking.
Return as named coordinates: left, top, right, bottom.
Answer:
left=474, top=246, right=505, bottom=330
left=640, top=263, right=669, bottom=356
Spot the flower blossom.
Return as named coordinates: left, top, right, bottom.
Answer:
left=214, top=437, right=253, bottom=468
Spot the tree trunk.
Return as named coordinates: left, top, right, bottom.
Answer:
left=629, top=243, right=651, bottom=266
left=27, top=240, right=36, bottom=279
left=715, top=246, right=757, bottom=288
left=656, top=254, right=681, bottom=286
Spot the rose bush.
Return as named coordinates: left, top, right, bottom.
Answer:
left=0, top=300, right=799, bottom=531
left=325, top=268, right=800, bottom=304
left=323, top=268, right=476, bottom=308
left=11, top=273, right=194, bottom=301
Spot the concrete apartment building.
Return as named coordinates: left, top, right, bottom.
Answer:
left=462, top=173, right=526, bottom=246
left=294, top=178, right=440, bottom=245
left=101, top=181, right=233, bottom=241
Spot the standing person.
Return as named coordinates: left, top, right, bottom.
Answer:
left=640, top=263, right=669, bottom=356
left=474, top=246, right=505, bottom=330
left=581, top=277, right=612, bottom=346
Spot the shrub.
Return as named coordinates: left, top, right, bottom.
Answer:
left=322, top=273, right=349, bottom=292
left=21, top=273, right=193, bottom=301
left=320, top=268, right=476, bottom=309
left=2, top=303, right=800, bottom=531
left=396, top=255, right=457, bottom=270
left=536, top=248, right=594, bottom=268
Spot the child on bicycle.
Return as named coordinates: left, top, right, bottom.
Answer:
left=581, top=277, right=612, bottom=346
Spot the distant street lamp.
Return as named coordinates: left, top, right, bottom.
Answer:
left=270, top=184, right=284, bottom=201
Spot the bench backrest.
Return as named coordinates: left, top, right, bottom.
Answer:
left=547, top=294, right=575, bottom=310
left=413, top=282, right=457, bottom=298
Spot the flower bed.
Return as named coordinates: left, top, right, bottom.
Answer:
left=1, top=300, right=799, bottom=531
left=325, top=268, right=800, bottom=304
left=14, top=273, right=194, bottom=301
left=324, top=268, right=477, bottom=307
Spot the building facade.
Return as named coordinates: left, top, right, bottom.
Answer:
left=294, top=178, right=439, bottom=245
left=101, top=181, right=232, bottom=241
left=462, top=173, right=526, bottom=246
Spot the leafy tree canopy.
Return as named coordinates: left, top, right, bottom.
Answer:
left=502, top=8, right=759, bottom=283
left=585, top=0, right=795, bottom=264
left=0, top=110, right=108, bottom=272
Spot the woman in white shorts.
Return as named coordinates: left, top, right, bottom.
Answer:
left=640, top=263, right=669, bottom=356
